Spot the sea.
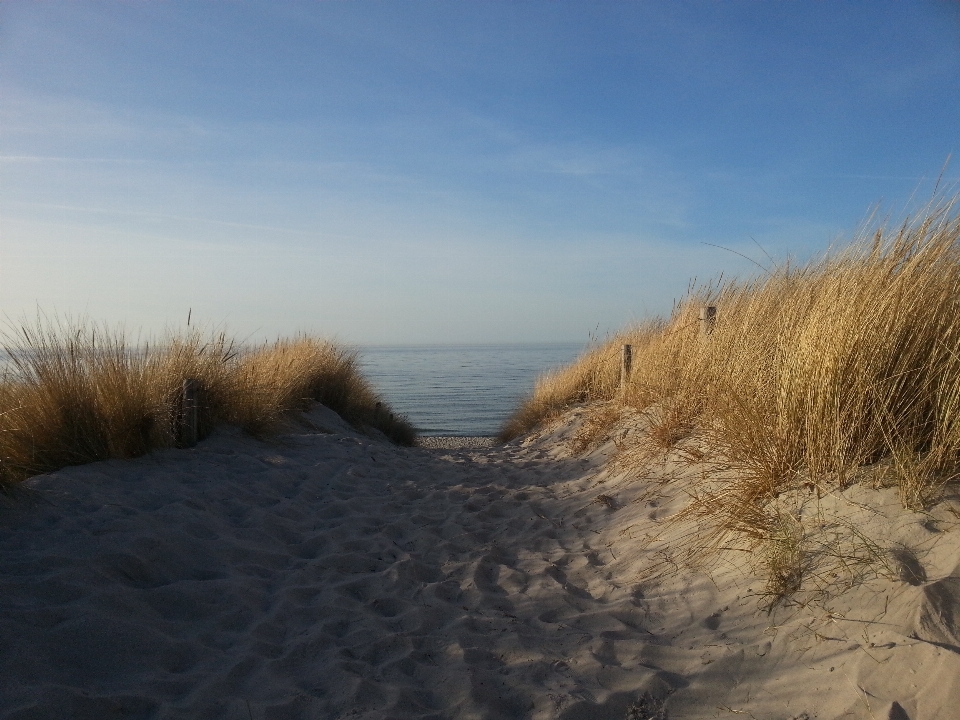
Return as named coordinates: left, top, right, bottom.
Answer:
left=356, top=344, right=586, bottom=437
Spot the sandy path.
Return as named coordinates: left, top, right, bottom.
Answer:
left=2, top=407, right=646, bottom=719
left=2, top=405, right=960, bottom=719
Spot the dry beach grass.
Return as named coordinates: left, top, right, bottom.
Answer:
left=502, top=195, right=960, bottom=602
left=0, top=323, right=414, bottom=484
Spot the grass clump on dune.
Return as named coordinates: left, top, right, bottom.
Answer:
left=0, top=323, right=414, bottom=484
left=501, top=195, right=960, bottom=590
left=498, top=341, right=627, bottom=442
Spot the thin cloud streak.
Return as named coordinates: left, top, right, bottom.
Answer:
left=0, top=155, right=149, bottom=164
left=4, top=200, right=325, bottom=238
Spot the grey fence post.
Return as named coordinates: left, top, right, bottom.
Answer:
left=620, top=344, right=633, bottom=393
left=180, top=378, right=200, bottom=448
left=700, top=306, right=717, bottom=336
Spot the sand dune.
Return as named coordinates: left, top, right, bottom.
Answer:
left=2, top=404, right=960, bottom=719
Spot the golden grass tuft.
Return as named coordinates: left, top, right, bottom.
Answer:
left=568, top=402, right=622, bottom=455
left=0, top=322, right=413, bottom=484
left=761, top=510, right=806, bottom=605
left=499, top=342, right=624, bottom=442
left=645, top=396, right=701, bottom=451
left=503, top=194, right=960, bottom=594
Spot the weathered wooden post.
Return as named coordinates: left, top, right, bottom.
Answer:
left=620, top=344, right=633, bottom=393
left=180, top=378, right=200, bottom=448
left=700, top=306, right=717, bottom=336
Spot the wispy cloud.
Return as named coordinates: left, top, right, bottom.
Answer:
left=0, top=155, right=148, bottom=164
left=3, top=200, right=323, bottom=238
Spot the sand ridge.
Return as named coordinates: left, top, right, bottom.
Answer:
left=1, top=404, right=959, bottom=719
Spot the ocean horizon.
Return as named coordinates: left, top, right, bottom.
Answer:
left=356, top=343, right=587, bottom=437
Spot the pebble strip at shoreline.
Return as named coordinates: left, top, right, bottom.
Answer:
left=415, top=435, right=498, bottom=449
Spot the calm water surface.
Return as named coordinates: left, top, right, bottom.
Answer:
left=357, top=344, right=585, bottom=436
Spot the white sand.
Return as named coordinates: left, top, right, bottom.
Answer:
left=2, top=404, right=960, bottom=719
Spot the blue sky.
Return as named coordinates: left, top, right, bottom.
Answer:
left=2, top=1, right=959, bottom=344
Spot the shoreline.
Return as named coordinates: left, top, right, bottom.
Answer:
left=415, top=435, right=498, bottom=449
